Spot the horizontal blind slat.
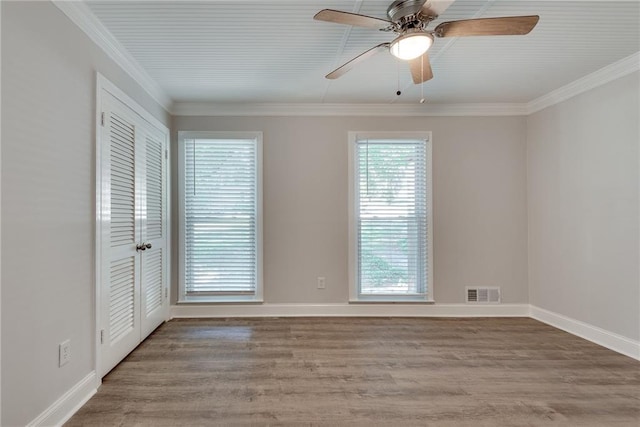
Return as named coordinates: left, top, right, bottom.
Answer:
left=355, top=139, right=429, bottom=296
left=183, top=138, right=258, bottom=295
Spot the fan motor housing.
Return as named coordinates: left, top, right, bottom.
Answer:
left=387, top=0, right=425, bottom=22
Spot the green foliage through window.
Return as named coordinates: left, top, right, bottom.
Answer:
left=356, top=140, right=427, bottom=295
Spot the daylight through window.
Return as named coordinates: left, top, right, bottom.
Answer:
left=350, top=133, right=432, bottom=301
left=178, top=132, right=262, bottom=302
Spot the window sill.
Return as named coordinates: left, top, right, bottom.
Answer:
left=349, top=298, right=435, bottom=304
left=177, top=297, right=264, bottom=305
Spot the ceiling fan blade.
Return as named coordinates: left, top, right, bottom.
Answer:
left=435, top=15, right=540, bottom=37
left=420, top=0, right=455, bottom=18
left=314, top=9, right=392, bottom=30
left=409, top=53, right=434, bottom=84
left=326, top=43, right=390, bottom=80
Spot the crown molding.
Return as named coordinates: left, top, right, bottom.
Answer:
left=52, top=0, right=173, bottom=112
left=526, top=51, right=640, bottom=115
left=171, top=102, right=528, bottom=117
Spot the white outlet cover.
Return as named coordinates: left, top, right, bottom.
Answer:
left=59, top=339, right=71, bottom=367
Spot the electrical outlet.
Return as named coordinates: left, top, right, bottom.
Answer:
left=317, top=277, right=326, bottom=289
left=59, top=339, right=71, bottom=367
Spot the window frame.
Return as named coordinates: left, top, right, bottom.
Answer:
left=347, top=131, right=434, bottom=303
left=177, top=131, right=263, bottom=303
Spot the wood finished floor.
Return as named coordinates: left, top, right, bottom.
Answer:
left=67, top=317, right=640, bottom=426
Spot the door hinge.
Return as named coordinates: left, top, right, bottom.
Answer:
left=165, top=288, right=168, bottom=299
left=100, top=329, right=104, bottom=344
left=101, top=112, right=105, bottom=127
left=165, top=149, right=168, bottom=160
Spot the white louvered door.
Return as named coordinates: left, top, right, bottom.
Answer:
left=100, top=95, right=143, bottom=376
left=140, top=126, right=168, bottom=338
left=98, top=83, right=169, bottom=378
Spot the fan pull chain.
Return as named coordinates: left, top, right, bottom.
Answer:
left=420, top=57, right=425, bottom=104
left=396, top=60, right=401, bottom=96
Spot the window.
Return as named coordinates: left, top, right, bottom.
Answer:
left=348, top=132, right=433, bottom=302
left=178, top=131, right=263, bottom=302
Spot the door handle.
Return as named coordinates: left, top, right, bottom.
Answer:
left=145, top=243, right=152, bottom=249
left=136, top=244, right=146, bottom=252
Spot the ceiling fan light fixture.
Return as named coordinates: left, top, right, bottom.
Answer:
left=389, top=31, right=433, bottom=60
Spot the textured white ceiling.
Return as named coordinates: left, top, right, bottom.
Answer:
left=86, top=1, right=640, bottom=104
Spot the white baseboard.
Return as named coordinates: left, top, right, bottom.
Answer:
left=27, top=371, right=97, bottom=427
left=170, top=303, right=530, bottom=319
left=530, top=305, right=640, bottom=361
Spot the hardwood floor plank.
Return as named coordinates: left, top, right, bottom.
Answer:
left=66, top=317, right=640, bottom=426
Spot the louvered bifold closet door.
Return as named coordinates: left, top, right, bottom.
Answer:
left=140, top=125, right=168, bottom=338
left=100, top=96, right=142, bottom=377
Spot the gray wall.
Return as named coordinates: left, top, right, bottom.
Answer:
left=172, top=115, right=529, bottom=305
left=527, top=71, right=640, bottom=341
left=1, top=2, right=169, bottom=425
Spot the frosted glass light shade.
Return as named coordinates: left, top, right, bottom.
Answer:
left=389, top=32, right=434, bottom=60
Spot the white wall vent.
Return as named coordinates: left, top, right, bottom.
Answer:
left=466, top=287, right=501, bottom=303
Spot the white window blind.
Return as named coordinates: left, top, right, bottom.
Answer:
left=352, top=136, right=432, bottom=300
left=182, top=135, right=261, bottom=299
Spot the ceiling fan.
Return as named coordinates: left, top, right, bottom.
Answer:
left=314, top=0, right=539, bottom=84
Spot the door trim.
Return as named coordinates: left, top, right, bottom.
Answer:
left=95, top=73, right=170, bottom=386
